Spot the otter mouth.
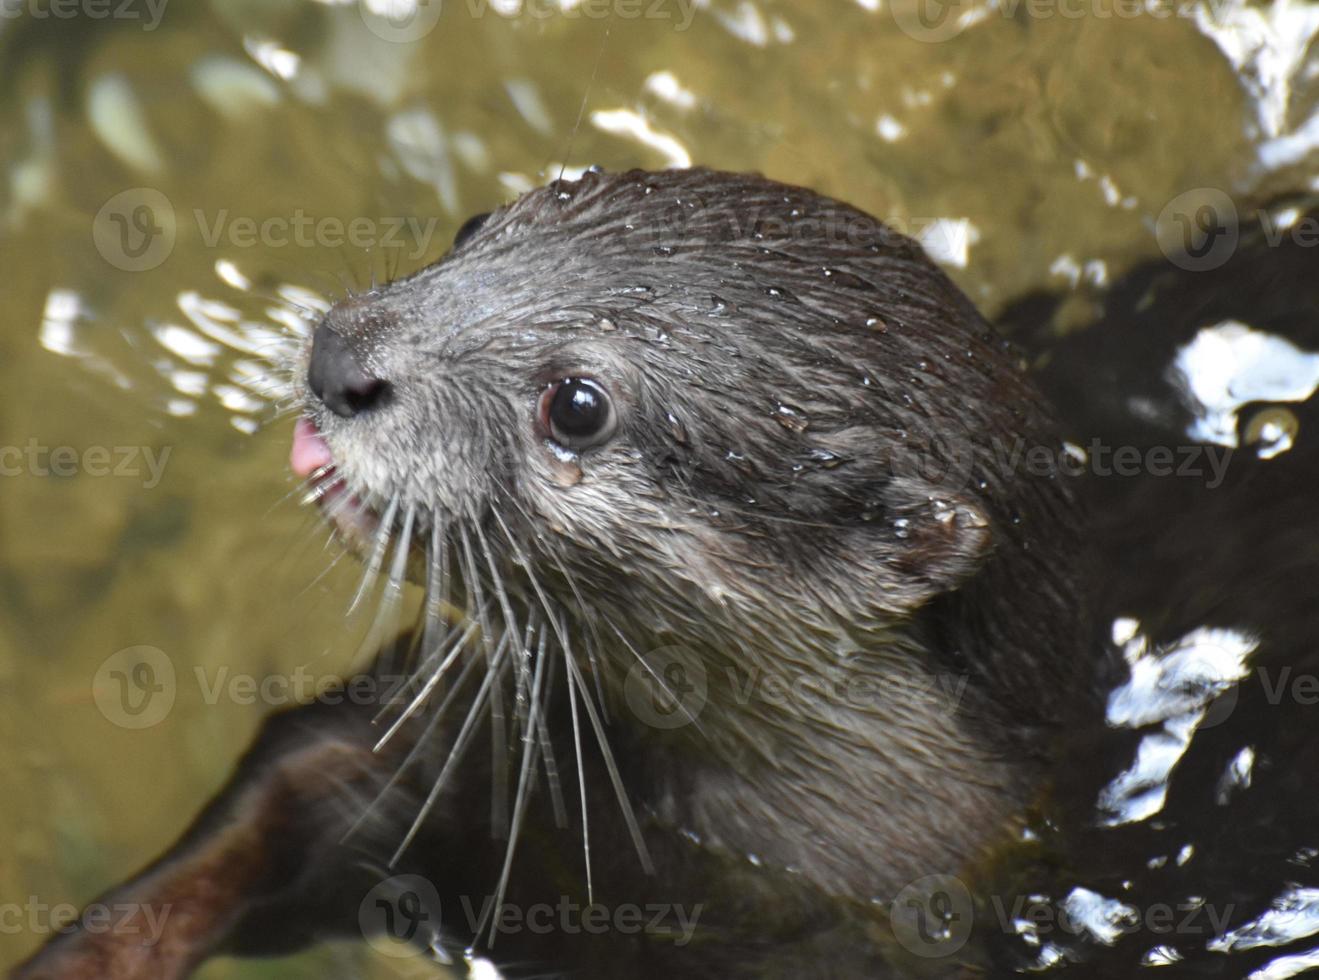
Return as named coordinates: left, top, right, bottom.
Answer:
left=290, top=417, right=380, bottom=547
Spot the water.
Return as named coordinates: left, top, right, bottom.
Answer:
left=0, top=0, right=1316, bottom=977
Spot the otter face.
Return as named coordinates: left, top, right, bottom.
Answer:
left=292, top=168, right=1068, bottom=676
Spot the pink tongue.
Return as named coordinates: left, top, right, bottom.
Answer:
left=291, top=418, right=334, bottom=478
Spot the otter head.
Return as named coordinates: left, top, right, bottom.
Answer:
left=291, top=167, right=1090, bottom=772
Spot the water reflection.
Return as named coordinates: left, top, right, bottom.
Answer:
left=3, top=0, right=1318, bottom=977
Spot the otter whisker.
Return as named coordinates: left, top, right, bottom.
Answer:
left=582, top=630, right=611, bottom=727
left=293, top=539, right=350, bottom=601
left=269, top=463, right=334, bottom=518
left=561, top=621, right=655, bottom=875
left=345, top=626, right=489, bottom=843
left=479, top=523, right=583, bottom=859
left=604, top=620, right=708, bottom=736
left=534, top=651, right=569, bottom=829
left=391, top=631, right=514, bottom=864
left=374, top=614, right=480, bottom=743
left=496, top=524, right=614, bottom=768
left=565, top=648, right=593, bottom=904
left=348, top=495, right=399, bottom=616
left=358, top=502, right=415, bottom=675
left=458, top=522, right=510, bottom=837
left=490, top=496, right=612, bottom=721
left=480, top=622, right=551, bottom=947
left=510, top=617, right=537, bottom=749
left=420, top=501, right=452, bottom=662
left=474, top=516, right=531, bottom=746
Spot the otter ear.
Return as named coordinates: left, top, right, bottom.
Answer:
left=881, top=476, right=993, bottom=597
left=785, top=425, right=994, bottom=608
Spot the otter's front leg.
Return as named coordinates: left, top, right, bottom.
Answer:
left=11, top=691, right=457, bottom=980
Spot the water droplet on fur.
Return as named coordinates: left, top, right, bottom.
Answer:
left=866, top=316, right=888, bottom=333
left=667, top=413, right=689, bottom=445
left=806, top=448, right=846, bottom=469
left=774, top=403, right=809, bottom=432
left=823, top=267, right=869, bottom=289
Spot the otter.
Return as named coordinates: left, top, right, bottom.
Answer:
left=14, top=168, right=1102, bottom=979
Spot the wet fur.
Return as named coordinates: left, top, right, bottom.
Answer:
left=15, top=168, right=1101, bottom=979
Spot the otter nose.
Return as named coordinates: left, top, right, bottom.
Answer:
left=307, top=324, right=389, bottom=419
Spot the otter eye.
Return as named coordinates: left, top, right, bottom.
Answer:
left=452, top=211, right=491, bottom=249
left=540, top=378, right=615, bottom=451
